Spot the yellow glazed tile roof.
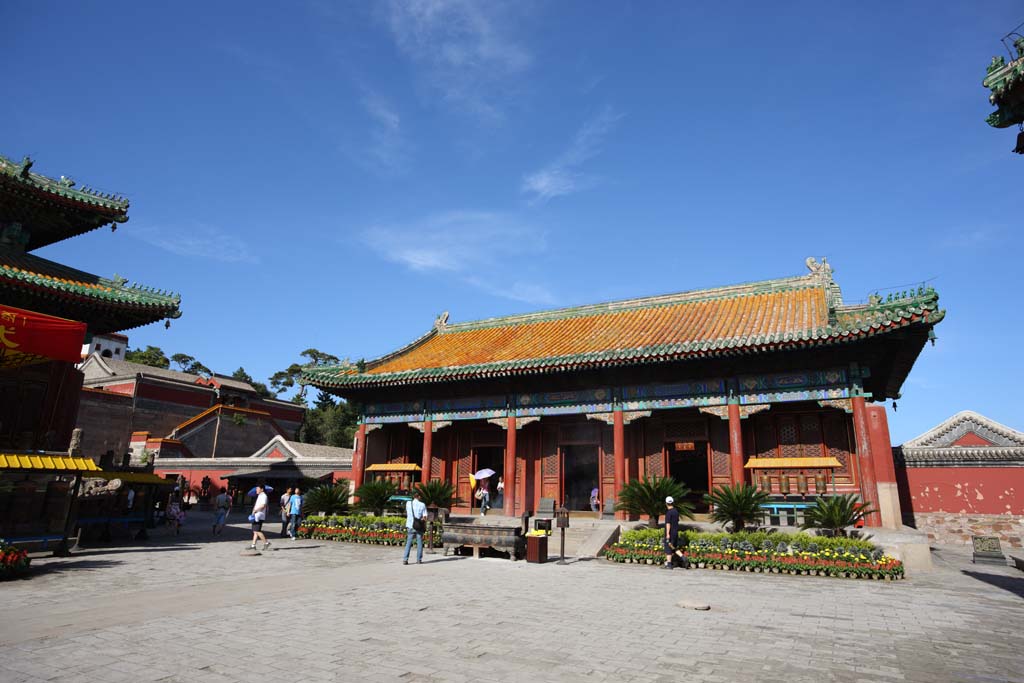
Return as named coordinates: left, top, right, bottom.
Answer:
left=365, top=463, right=422, bottom=472
left=0, top=454, right=100, bottom=471
left=305, top=265, right=944, bottom=389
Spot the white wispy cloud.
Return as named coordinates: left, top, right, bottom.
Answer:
left=362, top=211, right=555, bottom=305
left=129, top=224, right=259, bottom=264
left=521, top=106, right=623, bottom=202
left=360, top=91, right=410, bottom=174
left=939, top=226, right=999, bottom=249
left=385, top=0, right=531, bottom=120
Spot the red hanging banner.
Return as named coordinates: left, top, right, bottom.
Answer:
left=0, top=304, right=87, bottom=368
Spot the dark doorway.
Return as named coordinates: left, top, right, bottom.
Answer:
left=563, top=445, right=599, bottom=511
left=667, top=441, right=710, bottom=513
left=474, top=446, right=504, bottom=504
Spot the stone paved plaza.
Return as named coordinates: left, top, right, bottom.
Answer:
left=1, top=515, right=1022, bottom=683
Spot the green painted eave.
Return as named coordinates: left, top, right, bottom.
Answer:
left=0, top=154, right=130, bottom=215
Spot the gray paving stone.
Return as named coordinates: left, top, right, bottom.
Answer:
left=0, top=515, right=1021, bottom=682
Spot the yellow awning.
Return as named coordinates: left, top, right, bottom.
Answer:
left=0, top=453, right=101, bottom=472
left=91, top=471, right=176, bottom=485
left=744, top=457, right=843, bottom=469
left=365, top=463, right=422, bottom=472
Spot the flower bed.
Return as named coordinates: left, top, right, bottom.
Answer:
left=0, top=540, right=30, bottom=580
left=604, top=529, right=904, bottom=580
left=297, top=514, right=442, bottom=547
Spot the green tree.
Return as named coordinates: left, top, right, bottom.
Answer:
left=270, top=363, right=304, bottom=398
left=615, top=476, right=694, bottom=527
left=231, top=366, right=273, bottom=398
left=301, top=348, right=341, bottom=367
left=125, top=346, right=170, bottom=369
left=297, top=399, right=360, bottom=448
left=269, top=349, right=338, bottom=402
left=704, top=483, right=771, bottom=532
left=800, top=494, right=876, bottom=537
left=170, top=353, right=212, bottom=376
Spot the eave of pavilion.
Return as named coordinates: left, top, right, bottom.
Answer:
left=0, top=154, right=130, bottom=250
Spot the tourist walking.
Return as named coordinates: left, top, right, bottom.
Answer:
left=663, top=496, right=680, bottom=569
left=249, top=483, right=270, bottom=551
left=478, top=478, right=490, bottom=516
left=402, top=490, right=428, bottom=565
left=496, top=476, right=505, bottom=508
left=213, top=486, right=231, bottom=535
left=167, top=487, right=185, bottom=535
left=590, top=486, right=601, bottom=513
left=279, top=487, right=293, bottom=537
left=288, top=487, right=302, bottom=539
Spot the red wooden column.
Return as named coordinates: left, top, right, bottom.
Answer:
left=420, top=420, right=433, bottom=484
left=851, top=396, right=882, bottom=526
left=727, top=403, right=745, bottom=486
left=613, top=409, right=626, bottom=520
left=504, top=416, right=517, bottom=516
left=351, top=422, right=367, bottom=502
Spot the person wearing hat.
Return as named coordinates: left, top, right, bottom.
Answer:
left=663, top=495, right=680, bottom=569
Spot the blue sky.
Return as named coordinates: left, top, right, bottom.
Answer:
left=3, top=1, right=1021, bottom=442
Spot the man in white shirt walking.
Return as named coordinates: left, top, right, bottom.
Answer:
left=249, top=483, right=270, bottom=551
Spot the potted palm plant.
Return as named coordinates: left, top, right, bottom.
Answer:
left=800, top=494, right=875, bottom=537
left=704, top=483, right=771, bottom=532
left=614, top=476, right=693, bottom=528
left=354, top=479, right=399, bottom=516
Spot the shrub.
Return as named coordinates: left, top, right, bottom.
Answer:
left=296, top=514, right=441, bottom=547
left=0, top=540, right=30, bottom=580
left=614, top=476, right=693, bottom=526
left=704, top=483, right=771, bottom=532
left=604, top=528, right=902, bottom=579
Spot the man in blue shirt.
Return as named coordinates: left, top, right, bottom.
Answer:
left=288, top=487, right=302, bottom=539
left=403, top=490, right=428, bottom=565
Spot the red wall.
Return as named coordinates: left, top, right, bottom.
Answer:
left=898, top=466, right=1023, bottom=516
left=101, top=382, right=136, bottom=396
left=137, top=381, right=212, bottom=408
left=952, top=432, right=995, bottom=447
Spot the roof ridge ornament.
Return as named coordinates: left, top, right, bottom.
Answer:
left=434, top=311, right=450, bottom=329
left=805, top=256, right=832, bottom=278
left=806, top=256, right=843, bottom=312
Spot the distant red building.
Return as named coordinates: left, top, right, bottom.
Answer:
left=76, top=350, right=306, bottom=491
left=896, top=411, right=1024, bottom=547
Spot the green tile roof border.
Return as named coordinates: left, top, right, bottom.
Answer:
left=0, top=153, right=130, bottom=216
left=301, top=277, right=943, bottom=390
left=982, top=37, right=1024, bottom=128
left=0, top=254, right=181, bottom=314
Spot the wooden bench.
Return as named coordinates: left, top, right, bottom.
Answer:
left=441, top=523, right=526, bottom=560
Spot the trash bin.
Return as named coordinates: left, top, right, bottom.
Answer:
left=526, top=535, right=548, bottom=564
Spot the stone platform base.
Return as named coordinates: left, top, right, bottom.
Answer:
left=866, top=527, right=933, bottom=575
left=908, top=512, right=1023, bottom=549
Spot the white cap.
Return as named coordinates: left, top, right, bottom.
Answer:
left=665, top=496, right=674, bottom=504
